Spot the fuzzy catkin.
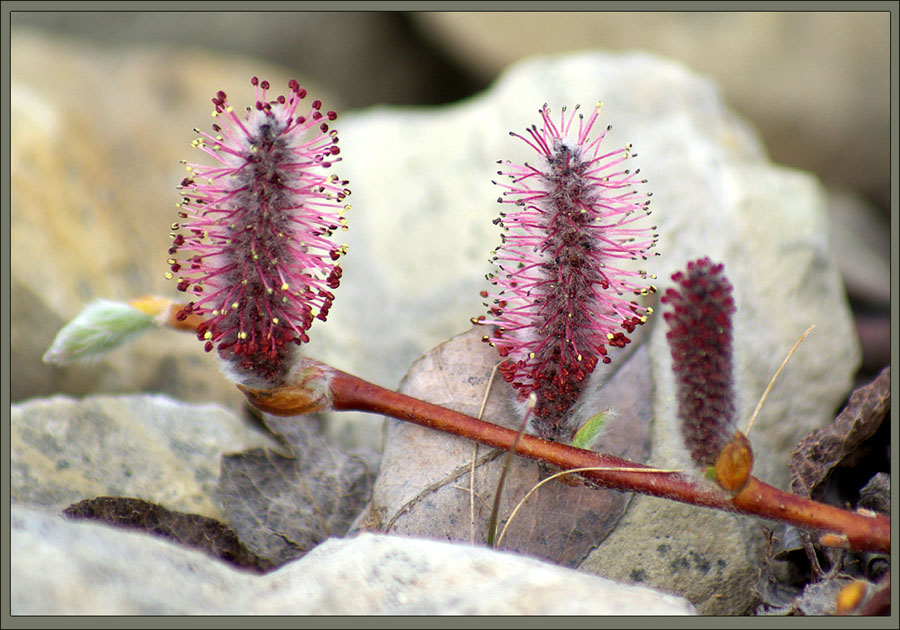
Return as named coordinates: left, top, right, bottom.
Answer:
left=661, top=257, right=737, bottom=467
left=479, top=103, right=658, bottom=440
left=168, top=78, right=350, bottom=387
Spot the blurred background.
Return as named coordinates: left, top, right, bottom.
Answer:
left=13, top=12, right=890, bottom=206
left=10, top=10, right=891, bottom=402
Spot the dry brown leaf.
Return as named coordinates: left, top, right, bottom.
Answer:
left=364, top=325, right=652, bottom=567
left=754, top=367, right=892, bottom=615
left=790, top=366, right=890, bottom=501
left=62, top=496, right=273, bottom=573
left=219, top=419, right=377, bottom=567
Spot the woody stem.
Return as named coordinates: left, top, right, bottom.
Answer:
left=325, top=368, right=889, bottom=553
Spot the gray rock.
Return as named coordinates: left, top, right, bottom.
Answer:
left=11, top=394, right=278, bottom=520
left=344, top=52, right=859, bottom=613
left=10, top=393, right=692, bottom=615
left=578, top=494, right=763, bottom=615
left=11, top=504, right=695, bottom=615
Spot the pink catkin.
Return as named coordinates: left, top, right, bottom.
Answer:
left=478, top=103, right=658, bottom=441
left=168, top=78, right=350, bottom=386
left=661, top=257, right=737, bottom=467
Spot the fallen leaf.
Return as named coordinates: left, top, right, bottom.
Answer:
left=362, top=325, right=653, bottom=568
left=754, top=528, right=803, bottom=615
left=62, top=496, right=273, bottom=573
left=790, top=366, right=890, bottom=502
left=756, top=367, right=892, bottom=616
left=219, top=419, right=377, bottom=567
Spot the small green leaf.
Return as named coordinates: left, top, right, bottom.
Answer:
left=572, top=409, right=612, bottom=450
left=43, top=299, right=155, bottom=365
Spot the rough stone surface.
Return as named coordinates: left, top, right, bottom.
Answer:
left=11, top=394, right=692, bottom=615
left=11, top=395, right=278, bottom=520
left=11, top=505, right=695, bottom=615
left=578, top=495, right=763, bottom=615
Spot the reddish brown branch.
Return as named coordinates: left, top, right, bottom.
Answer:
left=226, top=341, right=888, bottom=554
left=324, top=369, right=889, bottom=553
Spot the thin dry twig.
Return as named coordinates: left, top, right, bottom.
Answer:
left=746, top=324, right=816, bottom=435
left=469, top=361, right=502, bottom=544
left=496, top=466, right=681, bottom=547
